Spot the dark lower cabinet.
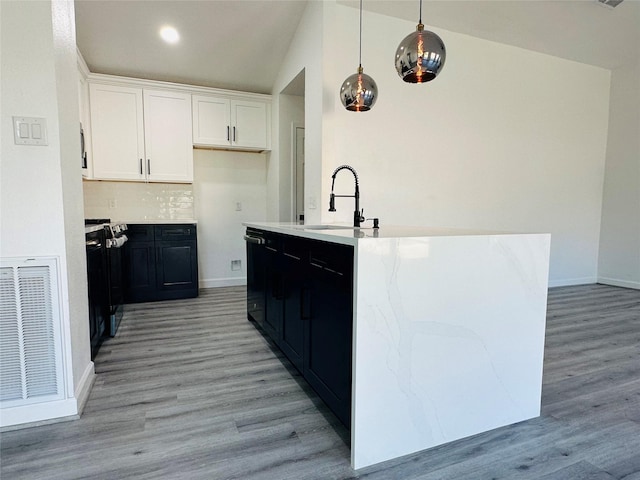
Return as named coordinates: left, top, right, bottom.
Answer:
left=246, top=229, right=353, bottom=428
left=263, top=235, right=283, bottom=339
left=125, top=224, right=198, bottom=303
left=156, top=242, right=198, bottom=298
left=280, top=242, right=307, bottom=372
left=126, top=241, right=156, bottom=301
left=304, top=243, right=353, bottom=427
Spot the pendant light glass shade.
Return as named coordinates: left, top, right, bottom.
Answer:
left=340, top=0, right=377, bottom=112
left=395, top=2, right=446, bottom=83
left=340, top=66, right=378, bottom=112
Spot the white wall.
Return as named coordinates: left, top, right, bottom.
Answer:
left=193, top=149, right=267, bottom=287
left=312, top=3, right=611, bottom=286
left=83, top=181, right=194, bottom=220
left=1, top=0, right=93, bottom=424
left=598, top=61, right=640, bottom=289
left=270, top=0, right=326, bottom=224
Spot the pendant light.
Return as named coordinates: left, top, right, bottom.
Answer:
left=340, top=0, right=377, bottom=112
left=395, top=0, right=446, bottom=83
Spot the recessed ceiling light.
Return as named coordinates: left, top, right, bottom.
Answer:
left=160, top=26, right=179, bottom=44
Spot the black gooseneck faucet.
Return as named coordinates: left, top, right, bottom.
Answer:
left=329, top=165, right=364, bottom=227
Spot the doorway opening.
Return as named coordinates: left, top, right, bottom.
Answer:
left=280, top=69, right=305, bottom=223
left=294, top=125, right=305, bottom=222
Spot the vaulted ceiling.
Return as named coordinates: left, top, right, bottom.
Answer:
left=75, top=0, right=640, bottom=95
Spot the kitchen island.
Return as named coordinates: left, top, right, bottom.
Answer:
left=244, top=222, right=551, bottom=469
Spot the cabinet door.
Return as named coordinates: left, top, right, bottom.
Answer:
left=143, top=89, right=193, bottom=183
left=89, top=83, right=145, bottom=181
left=192, top=94, right=231, bottom=146
left=156, top=241, right=198, bottom=299
left=231, top=100, right=268, bottom=149
left=263, top=236, right=283, bottom=340
left=304, top=244, right=354, bottom=428
left=124, top=241, right=156, bottom=303
left=280, top=240, right=306, bottom=372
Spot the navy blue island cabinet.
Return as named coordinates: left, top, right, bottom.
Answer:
left=245, top=228, right=353, bottom=428
left=124, top=223, right=199, bottom=303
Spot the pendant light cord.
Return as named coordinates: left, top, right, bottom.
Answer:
left=419, top=0, right=423, bottom=24
left=358, top=0, right=363, bottom=68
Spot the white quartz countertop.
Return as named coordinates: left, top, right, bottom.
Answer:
left=86, top=219, right=197, bottom=234
left=117, top=219, right=197, bottom=225
left=243, top=222, right=534, bottom=246
left=85, top=224, right=106, bottom=234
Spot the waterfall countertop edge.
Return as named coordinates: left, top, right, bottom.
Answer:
left=243, top=222, right=548, bottom=246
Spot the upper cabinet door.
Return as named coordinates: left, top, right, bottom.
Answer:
left=90, top=84, right=145, bottom=181
left=192, top=94, right=270, bottom=151
left=143, top=89, right=193, bottom=183
left=192, top=95, right=231, bottom=146
left=231, top=100, right=268, bottom=150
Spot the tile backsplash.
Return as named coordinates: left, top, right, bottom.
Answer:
left=83, top=181, right=194, bottom=221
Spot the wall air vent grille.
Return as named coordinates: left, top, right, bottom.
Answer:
left=596, top=0, right=624, bottom=8
left=0, top=258, right=64, bottom=407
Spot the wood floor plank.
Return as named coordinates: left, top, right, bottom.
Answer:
left=1, top=284, right=639, bottom=479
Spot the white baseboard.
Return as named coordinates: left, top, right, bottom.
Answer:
left=548, top=276, right=597, bottom=288
left=597, top=276, right=640, bottom=290
left=200, top=277, right=247, bottom=289
left=0, top=398, right=79, bottom=430
left=1, top=362, right=96, bottom=430
left=74, top=361, right=96, bottom=415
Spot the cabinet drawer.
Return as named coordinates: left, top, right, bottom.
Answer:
left=308, top=242, right=353, bottom=277
left=127, top=224, right=154, bottom=242
left=263, top=233, right=281, bottom=253
left=281, top=235, right=307, bottom=261
left=154, top=224, right=196, bottom=241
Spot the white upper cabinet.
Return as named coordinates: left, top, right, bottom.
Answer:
left=143, top=89, right=193, bottom=183
left=192, top=95, right=270, bottom=150
left=89, top=83, right=193, bottom=183
left=231, top=100, right=268, bottom=149
left=192, top=96, right=231, bottom=146
left=90, top=83, right=146, bottom=181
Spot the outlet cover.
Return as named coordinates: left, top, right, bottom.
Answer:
left=231, top=260, right=241, bottom=271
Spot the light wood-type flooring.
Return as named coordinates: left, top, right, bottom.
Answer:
left=1, top=284, right=639, bottom=479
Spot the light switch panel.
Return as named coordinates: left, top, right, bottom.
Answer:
left=13, top=116, right=48, bottom=146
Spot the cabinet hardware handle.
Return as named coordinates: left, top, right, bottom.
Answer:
left=147, top=159, right=151, bottom=175
left=233, top=126, right=236, bottom=142
left=139, top=158, right=143, bottom=175
left=164, top=229, right=186, bottom=236
left=244, top=235, right=265, bottom=245
left=227, top=126, right=230, bottom=141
